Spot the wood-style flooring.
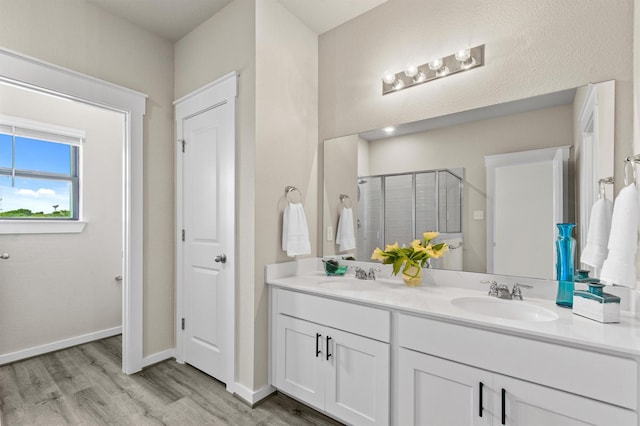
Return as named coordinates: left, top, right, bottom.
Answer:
left=0, top=336, right=342, bottom=425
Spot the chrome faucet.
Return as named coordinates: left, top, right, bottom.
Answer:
left=355, top=267, right=380, bottom=280
left=355, top=267, right=368, bottom=280
left=482, top=280, right=531, bottom=300
left=511, top=283, right=533, bottom=300
left=482, top=280, right=499, bottom=297
left=496, top=284, right=511, bottom=299
left=367, top=267, right=380, bottom=280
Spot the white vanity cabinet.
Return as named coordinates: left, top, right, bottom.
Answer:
left=271, top=288, right=391, bottom=425
left=398, top=348, right=493, bottom=425
left=398, top=314, right=638, bottom=426
left=399, top=349, right=636, bottom=426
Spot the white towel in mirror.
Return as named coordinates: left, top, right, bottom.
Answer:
left=600, top=184, right=638, bottom=288
left=282, top=202, right=311, bottom=257
left=580, top=197, right=613, bottom=270
left=336, top=207, right=356, bottom=252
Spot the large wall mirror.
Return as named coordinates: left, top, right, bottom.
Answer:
left=323, top=81, right=615, bottom=281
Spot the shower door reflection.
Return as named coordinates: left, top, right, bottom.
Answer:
left=356, top=168, right=463, bottom=264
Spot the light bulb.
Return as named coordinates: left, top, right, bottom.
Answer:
left=455, top=49, right=471, bottom=62
left=382, top=71, right=397, bottom=85
left=404, top=64, right=419, bottom=78
left=459, top=57, right=477, bottom=70
left=392, top=79, right=405, bottom=90
left=455, top=48, right=476, bottom=69
left=413, top=71, right=426, bottom=83
left=384, top=126, right=395, bottom=133
left=428, top=58, right=443, bottom=71
left=435, top=66, right=450, bottom=77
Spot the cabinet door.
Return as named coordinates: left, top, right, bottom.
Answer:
left=324, top=326, right=390, bottom=426
left=398, top=349, right=493, bottom=426
left=274, top=315, right=324, bottom=409
left=496, top=375, right=637, bottom=426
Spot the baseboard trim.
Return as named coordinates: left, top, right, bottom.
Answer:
left=142, top=348, right=176, bottom=368
left=234, top=383, right=277, bottom=407
left=0, top=326, right=122, bottom=366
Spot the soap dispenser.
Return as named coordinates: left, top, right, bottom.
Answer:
left=573, top=280, right=620, bottom=323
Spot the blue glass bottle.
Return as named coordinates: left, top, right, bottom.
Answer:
left=556, top=223, right=576, bottom=307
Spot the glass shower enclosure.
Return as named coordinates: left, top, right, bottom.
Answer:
left=356, top=168, right=463, bottom=263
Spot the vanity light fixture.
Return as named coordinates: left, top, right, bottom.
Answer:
left=428, top=58, right=449, bottom=77
left=382, top=44, right=485, bottom=95
left=455, top=48, right=476, bottom=69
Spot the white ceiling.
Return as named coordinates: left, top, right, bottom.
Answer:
left=87, top=0, right=388, bottom=42
left=87, top=0, right=232, bottom=41
left=278, top=0, right=388, bottom=35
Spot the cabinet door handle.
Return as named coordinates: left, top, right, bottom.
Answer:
left=326, top=336, right=332, bottom=360
left=315, top=333, right=322, bottom=357
left=478, top=382, right=484, bottom=417
left=501, top=388, right=506, bottom=425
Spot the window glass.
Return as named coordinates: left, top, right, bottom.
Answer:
left=0, top=129, right=78, bottom=220
left=0, top=176, right=72, bottom=218
left=0, top=133, right=11, bottom=169
left=14, top=137, right=72, bottom=175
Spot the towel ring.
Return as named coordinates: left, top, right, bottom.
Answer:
left=340, top=194, right=352, bottom=209
left=598, top=176, right=614, bottom=198
left=624, top=158, right=637, bottom=186
left=285, top=185, right=302, bottom=203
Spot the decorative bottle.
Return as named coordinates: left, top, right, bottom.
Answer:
left=555, top=223, right=576, bottom=307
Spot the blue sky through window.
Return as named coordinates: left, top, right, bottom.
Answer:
left=0, top=134, right=74, bottom=215
left=15, top=136, right=72, bottom=174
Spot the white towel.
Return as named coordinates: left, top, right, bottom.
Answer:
left=282, top=202, right=311, bottom=257
left=600, top=184, right=638, bottom=288
left=580, top=197, right=613, bottom=269
left=336, top=207, right=356, bottom=252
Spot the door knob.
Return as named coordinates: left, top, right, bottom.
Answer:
left=0, top=253, right=10, bottom=260
left=115, top=276, right=123, bottom=282
left=214, top=254, right=227, bottom=264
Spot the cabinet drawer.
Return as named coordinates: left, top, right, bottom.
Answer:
left=275, top=289, right=390, bottom=342
left=398, top=314, right=638, bottom=410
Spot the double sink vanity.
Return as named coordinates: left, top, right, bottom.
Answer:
left=267, top=258, right=640, bottom=425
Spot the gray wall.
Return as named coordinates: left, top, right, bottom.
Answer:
left=175, top=0, right=318, bottom=390
left=319, top=0, right=633, bottom=198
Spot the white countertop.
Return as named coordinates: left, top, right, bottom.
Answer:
left=266, top=260, right=640, bottom=358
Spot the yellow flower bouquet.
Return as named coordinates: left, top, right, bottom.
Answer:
left=371, top=232, right=448, bottom=286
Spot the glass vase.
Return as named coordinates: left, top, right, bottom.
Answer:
left=555, top=223, right=576, bottom=307
left=402, top=264, right=423, bottom=287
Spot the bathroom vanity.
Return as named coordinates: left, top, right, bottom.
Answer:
left=267, top=259, right=640, bottom=426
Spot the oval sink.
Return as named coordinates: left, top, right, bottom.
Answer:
left=451, top=297, right=559, bottom=322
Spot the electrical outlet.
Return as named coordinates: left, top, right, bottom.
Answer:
left=327, top=226, right=333, bottom=241
left=473, top=210, right=484, bottom=220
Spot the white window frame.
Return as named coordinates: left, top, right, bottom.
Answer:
left=0, top=114, right=86, bottom=233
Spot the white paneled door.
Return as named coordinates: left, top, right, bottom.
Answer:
left=177, top=73, right=236, bottom=389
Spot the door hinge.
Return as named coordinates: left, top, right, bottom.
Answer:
left=179, top=139, right=185, bottom=153
left=181, top=318, right=185, bottom=330
left=182, top=229, right=185, bottom=241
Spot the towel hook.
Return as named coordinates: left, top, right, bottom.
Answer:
left=285, top=185, right=302, bottom=203
left=624, top=157, right=638, bottom=186
left=339, top=194, right=352, bottom=208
